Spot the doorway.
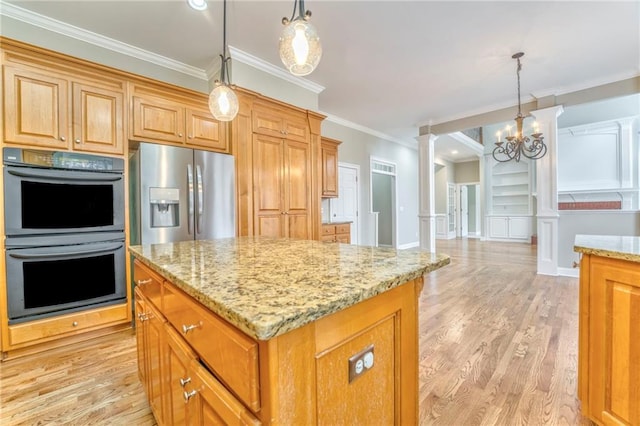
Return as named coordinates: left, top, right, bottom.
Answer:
left=329, top=163, right=360, bottom=244
left=371, top=158, right=396, bottom=247
left=455, top=183, right=480, bottom=238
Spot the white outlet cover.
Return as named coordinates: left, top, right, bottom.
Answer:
left=355, top=359, right=364, bottom=374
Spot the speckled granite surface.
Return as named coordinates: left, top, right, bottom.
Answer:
left=574, top=234, right=640, bottom=263
left=129, top=237, right=450, bottom=341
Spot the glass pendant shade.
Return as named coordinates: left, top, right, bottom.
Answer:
left=208, top=83, right=239, bottom=122
left=279, top=18, right=322, bottom=76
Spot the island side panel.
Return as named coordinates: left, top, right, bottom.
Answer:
left=262, top=277, right=422, bottom=425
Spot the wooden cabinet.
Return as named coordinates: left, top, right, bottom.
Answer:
left=252, top=102, right=308, bottom=143
left=135, top=287, right=166, bottom=424
left=134, top=258, right=422, bottom=425
left=321, top=223, right=351, bottom=243
left=130, top=84, right=228, bottom=153
left=3, top=66, right=125, bottom=155
left=578, top=254, right=640, bottom=425
left=321, top=137, right=340, bottom=197
left=252, top=133, right=312, bottom=239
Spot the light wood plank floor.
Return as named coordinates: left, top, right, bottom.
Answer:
left=0, top=238, right=592, bottom=425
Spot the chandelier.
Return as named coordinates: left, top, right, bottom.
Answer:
left=279, top=0, right=322, bottom=76
left=492, top=52, right=546, bottom=163
left=208, top=0, right=239, bottom=122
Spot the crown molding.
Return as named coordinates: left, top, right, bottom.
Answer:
left=0, top=1, right=208, bottom=80
left=228, top=46, right=325, bottom=94
left=323, top=114, right=417, bottom=150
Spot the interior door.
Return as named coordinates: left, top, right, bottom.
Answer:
left=329, top=164, right=359, bottom=244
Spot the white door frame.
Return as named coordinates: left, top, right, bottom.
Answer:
left=329, top=162, right=360, bottom=245
left=370, top=157, right=397, bottom=248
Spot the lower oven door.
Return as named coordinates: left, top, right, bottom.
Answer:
left=5, top=239, right=126, bottom=324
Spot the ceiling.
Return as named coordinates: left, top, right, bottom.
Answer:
left=2, top=0, right=639, bottom=159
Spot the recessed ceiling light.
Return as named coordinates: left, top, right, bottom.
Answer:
left=188, top=0, right=207, bottom=11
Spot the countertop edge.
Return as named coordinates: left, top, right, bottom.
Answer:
left=130, top=247, right=450, bottom=341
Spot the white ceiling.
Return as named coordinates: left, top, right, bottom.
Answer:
left=2, top=0, right=639, bottom=159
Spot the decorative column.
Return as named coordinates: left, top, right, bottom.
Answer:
left=531, top=105, right=564, bottom=275
left=417, top=134, right=438, bottom=252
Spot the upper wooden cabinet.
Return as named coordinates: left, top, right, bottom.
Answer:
left=321, top=137, right=341, bottom=198
left=3, top=66, right=125, bottom=155
left=130, top=84, right=228, bottom=153
left=252, top=101, right=308, bottom=143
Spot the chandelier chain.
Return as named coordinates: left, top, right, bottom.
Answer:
left=516, top=56, right=522, bottom=118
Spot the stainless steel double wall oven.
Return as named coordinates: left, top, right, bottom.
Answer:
left=3, top=148, right=126, bottom=324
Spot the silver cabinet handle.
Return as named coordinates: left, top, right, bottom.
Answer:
left=137, top=278, right=152, bottom=285
left=188, top=135, right=193, bottom=139
left=183, top=389, right=197, bottom=403
left=72, top=321, right=78, bottom=327
left=75, top=138, right=81, bottom=144
left=178, top=133, right=183, bottom=137
left=180, top=377, right=191, bottom=387
left=60, top=136, right=66, bottom=141
left=182, top=322, right=202, bottom=334
left=137, top=313, right=149, bottom=322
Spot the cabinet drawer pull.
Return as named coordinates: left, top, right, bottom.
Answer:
left=178, top=133, right=183, bottom=137
left=183, top=389, right=197, bottom=402
left=138, top=313, right=149, bottom=322
left=72, top=321, right=78, bottom=327
left=60, top=136, right=66, bottom=141
left=137, top=278, right=152, bottom=285
left=182, top=322, right=202, bottom=334
left=179, top=377, right=191, bottom=387
left=75, top=138, right=81, bottom=144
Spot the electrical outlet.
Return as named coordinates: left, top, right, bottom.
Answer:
left=348, top=344, right=374, bottom=383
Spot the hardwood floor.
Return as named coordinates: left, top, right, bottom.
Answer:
left=0, top=238, right=591, bottom=425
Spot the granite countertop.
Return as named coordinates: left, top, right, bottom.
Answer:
left=322, top=221, right=353, bottom=225
left=574, top=234, right=640, bottom=263
left=129, top=237, right=449, bottom=341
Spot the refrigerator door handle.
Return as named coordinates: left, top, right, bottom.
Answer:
left=187, top=164, right=194, bottom=235
left=195, top=164, right=204, bottom=235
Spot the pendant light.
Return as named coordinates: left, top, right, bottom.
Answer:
left=279, top=0, right=322, bottom=76
left=492, top=52, right=546, bottom=162
left=208, top=0, right=238, bottom=122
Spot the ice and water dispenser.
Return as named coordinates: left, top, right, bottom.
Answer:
left=149, top=187, right=180, bottom=228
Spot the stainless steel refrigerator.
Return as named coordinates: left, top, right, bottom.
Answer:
left=129, top=143, right=235, bottom=245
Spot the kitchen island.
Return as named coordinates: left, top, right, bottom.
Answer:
left=574, top=235, right=640, bottom=426
left=130, top=237, right=449, bottom=425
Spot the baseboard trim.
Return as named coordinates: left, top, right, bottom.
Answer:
left=398, top=241, right=420, bottom=250
left=557, top=267, right=580, bottom=278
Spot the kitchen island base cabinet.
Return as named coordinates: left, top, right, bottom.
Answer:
left=578, top=254, right=640, bottom=426
left=134, top=259, right=422, bottom=425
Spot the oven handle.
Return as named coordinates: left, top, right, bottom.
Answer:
left=8, top=243, right=124, bottom=259
left=7, top=168, right=123, bottom=182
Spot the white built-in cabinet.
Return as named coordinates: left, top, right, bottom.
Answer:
left=485, top=155, right=533, bottom=242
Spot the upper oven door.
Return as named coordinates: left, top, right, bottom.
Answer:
left=4, top=165, right=125, bottom=237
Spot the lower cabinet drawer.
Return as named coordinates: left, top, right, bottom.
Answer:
left=8, top=303, right=129, bottom=346
left=321, top=224, right=336, bottom=236
left=134, top=259, right=163, bottom=308
left=163, top=282, right=261, bottom=412
left=335, top=224, right=350, bottom=235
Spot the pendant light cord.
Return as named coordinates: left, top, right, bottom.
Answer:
left=516, top=56, right=522, bottom=118
left=220, top=0, right=230, bottom=85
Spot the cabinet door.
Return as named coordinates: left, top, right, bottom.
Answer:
left=508, top=217, right=530, bottom=239
left=134, top=288, right=147, bottom=385
left=190, top=361, right=261, bottom=426
left=146, top=302, right=166, bottom=423
left=321, top=142, right=339, bottom=197
left=132, top=95, right=185, bottom=144
left=252, top=107, right=285, bottom=139
left=283, top=140, right=311, bottom=239
left=253, top=134, right=284, bottom=237
left=72, top=82, right=124, bottom=155
left=281, top=113, right=308, bottom=143
left=3, top=66, right=69, bottom=149
left=488, top=217, right=509, bottom=239
left=164, top=324, right=198, bottom=425
left=185, top=108, right=228, bottom=153
left=588, top=257, right=640, bottom=425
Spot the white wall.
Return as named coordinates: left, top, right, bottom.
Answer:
left=321, top=120, right=419, bottom=247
